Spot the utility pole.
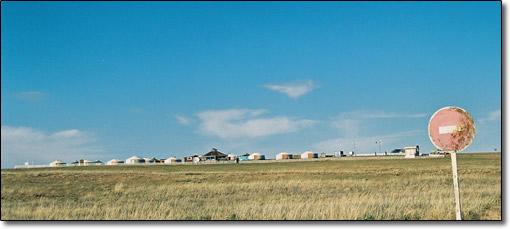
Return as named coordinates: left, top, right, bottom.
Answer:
left=375, top=140, right=382, bottom=155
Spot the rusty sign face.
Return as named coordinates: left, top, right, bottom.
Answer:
left=428, top=106, right=475, bottom=152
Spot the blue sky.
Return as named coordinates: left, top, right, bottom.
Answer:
left=1, top=2, right=501, bottom=168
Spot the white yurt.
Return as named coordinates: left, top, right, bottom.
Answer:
left=126, top=156, right=144, bottom=164
left=301, top=151, right=319, bottom=159
left=404, top=147, right=418, bottom=158
left=106, top=159, right=124, bottom=165
left=143, top=157, right=154, bottom=164
left=248, top=152, right=265, bottom=160
left=164, top=157, right=181, bottom=164
left=276, top=152, right=292, bottom=160
left=91, top=160, right=104, bottom=165
left=227, top=154, right=238, bottom=161
left=83, top=160, right=91, bottom=166
left=49, top=160, right=66, bottom=167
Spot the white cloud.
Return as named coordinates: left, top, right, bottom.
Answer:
left=331, top=119, right=363, bottom=137
left=1, top=126, right=102, bottom=168
left=479, top=109, right=501, bottom=124
left=264, top=80, right=316, bottom=99
left=313, top=130, right=422, bottom=153
left=13, top=91, right=46, bottom=102
left=175, top=115, right=192, bottom=125
left=329, top=110, right=428, bottom=138
left=196, top=109, right=317, bottom=138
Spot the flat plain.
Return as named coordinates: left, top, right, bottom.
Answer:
left=1, top=153, right=501, bottom=220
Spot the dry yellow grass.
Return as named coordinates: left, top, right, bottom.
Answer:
left=1, top=153, right=501, bottom=220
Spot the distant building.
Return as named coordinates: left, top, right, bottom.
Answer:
left=201, top=148, right=227, bottom=161
left=126, top=156, right=145, bottom=164
left=106, top=159, right=124, bottom=165
left=404, top=146, right=419, bottom=158
left=301, top=151, right=319, bottom=159
left=149, top=157, right=165, bottom=164
left=49, top=160, right=66, bottom=167
left=164, top=157, right=182, bottom=164
left=143, top=157, right=155, bottom=164
left=184, top=155, right=200, bottom=163
left=227, top=154, right=238, bottom=161
left=248, top=152, right=265, bottom=160
left=276, top=152, right=292, bottom=160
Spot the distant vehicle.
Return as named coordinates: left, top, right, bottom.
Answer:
left=390, top=149, right=404, bottom=154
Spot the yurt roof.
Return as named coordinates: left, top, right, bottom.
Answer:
left=109, top=159, right=123, bottom=162
left=166, top=157, right=177, bottom=160
left=203, top=148, right=227, bottom=157
left=83, top=160, right=91, bottom=163
left=252, top=152, right=263, bottom=155
left=301, top=151, right=316, bottom=155
left=50, top=160, right=65, bottom=164
left=128, top=156, right=142, bottom=160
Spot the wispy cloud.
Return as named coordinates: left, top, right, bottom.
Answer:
left=329, top=110, right=428, bottom=138
left=331, top=119, right=363, bottom=137
left=479, top=109, right=501, bottom=124
left=175, top=115, right=192, bottom=125
left=1, top=126, right=102, bottom=168
left=196, top=108, right=317, bottom=138
left=313, top=130, right=422, bottom=153
left=13, top=91, right=46, bottom=102
left=264, top=80, right=316, bottom=99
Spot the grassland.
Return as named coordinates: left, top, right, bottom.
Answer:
left=1, top=153, right=501, bottom=220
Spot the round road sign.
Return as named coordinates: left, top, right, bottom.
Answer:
left=428, top=106, right=475, bottom=152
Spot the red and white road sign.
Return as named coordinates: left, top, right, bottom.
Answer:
left=428, top=106, right=476, bottom=152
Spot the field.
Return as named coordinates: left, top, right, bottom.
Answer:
left=1, top=153, right=501, bottom=220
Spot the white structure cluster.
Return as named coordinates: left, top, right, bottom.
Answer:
left=15, top=145, right=432, bottom=168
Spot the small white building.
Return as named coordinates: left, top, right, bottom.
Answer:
left=164, top=157, right=182, bottom=164
left=49, top=160, right=66, bottom=167
left=404, top=147, right=418, bottom=158
left=276, top=152, right=292, bottom=160
left=106, top=159, right=124, bottom=165
left=301, top=151, right=319, bottom=159
left=143, top=157, right=154, bottom=164
left=82, top=160, right=92, bottom=165
left=248, top=152, right=265, bottom=160
left=227, top=154, right=238, bottom=161
left=126, top=156, right=144, bottom=164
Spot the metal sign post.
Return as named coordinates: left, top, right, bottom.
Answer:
left=428, top=107, right=475, bottom=221
left=450, top=151, right=462, bottom=220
